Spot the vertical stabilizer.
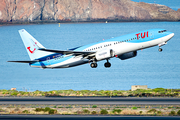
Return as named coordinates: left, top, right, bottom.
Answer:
left=18, top=29, right=51, bottom=60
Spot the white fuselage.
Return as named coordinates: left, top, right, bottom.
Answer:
left=30, top=29, right=174, bottom=68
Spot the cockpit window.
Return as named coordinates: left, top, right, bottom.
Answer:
left=158, top=30, right=167, bottom=33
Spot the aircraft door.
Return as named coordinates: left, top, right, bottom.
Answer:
left=150, top=32, right=154, bottom=39
left=46, top=57, right=51, bottom=66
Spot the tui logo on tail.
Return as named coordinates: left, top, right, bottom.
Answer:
left=27, top=46, right=36, bottom=54
left=27, top=42, right=37, bottom=54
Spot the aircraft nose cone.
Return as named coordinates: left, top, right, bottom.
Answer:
left=170, top=33, right=175, bottom=39
left=168, top=33, right=175, bottom=41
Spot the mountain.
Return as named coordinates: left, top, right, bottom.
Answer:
left=0, top=0, right=180, bottom=24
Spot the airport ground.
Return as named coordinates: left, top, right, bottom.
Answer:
left=0, top=88, right=180, bottom=119
left=0, top=97, right=180, bottom=116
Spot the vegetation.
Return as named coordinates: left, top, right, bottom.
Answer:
left=148, top=109, right=157, bottom=113
left=112, top=109, right=122, bottom=114
left=0, top=104, right=179, bottom=116
left=91, top=111, right=97, bottom=115
left=66, top=105, right=73, bottom=108
left=92, top=105, right=97, bottom=108
left=48, top=109, right=57, bottom=114
left=177, top=110, right=180, bottom=116
left=44, top=107, right=51, bottom=112
left=0, top=88, right=179, bottom=97
left=35, top=107, right=57, bottom=114
left=83, top=109, right=90, bottom=114
left=0, top=108, right=5, bottom=112
left=35, top=108, right=44, bottom=112
left=22, top=110, right=29, bottom=114
left=157, top=111, right=162, bottom=115
left=132, top=107, right=138, bottom=110
left=100, top=109, right=108, bottom=115
left=169, top=111, right=176, bottom=116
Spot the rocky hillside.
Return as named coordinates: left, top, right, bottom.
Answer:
left=0, top=0, right=180, bottom=24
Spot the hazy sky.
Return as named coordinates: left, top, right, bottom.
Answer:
left=132, top=0, right=180, bottom=10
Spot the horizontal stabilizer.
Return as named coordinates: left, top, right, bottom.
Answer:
left=7, top=60, right=39, bottom=63
left=39, top=48, right=95, bottom=55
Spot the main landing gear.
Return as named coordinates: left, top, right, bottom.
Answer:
left=90, top=62, right=97, bottom=68
left=104, top=59, right=111, bottom=68
left=90, top=59, right=111, bottom=68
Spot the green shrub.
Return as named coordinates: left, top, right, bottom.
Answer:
left=92, top=105, right=97, bottom=108
left=169, top=111, right=176, bottom=116
left=83, top=109, right=90, bottom=114
left=177, top=110, right=180, bottom=116
left=2, top=90, right=8, bottom=94
left=44, top=107, right=51, bottom=112
left=48, top=109, right=57, bottom=114
left=0, top=108, right=5, bottom=112
left=11, top=92, right=18, bottom=96
left=66, top=105, right=72, bottom=108
left=148, top=109, right=157, bottom=113
left=132, top=107, right=137, bottom=110
left=139, top=111, right=143, bottom=114
left=91, top=111, right=97, bottom=115
left=100, top=109, right=108, bottom=115
left=22, top=110, right=29, bottom=114
left=58, top=106, right=64, bottom=108
left=153, top=88, right=165, bottom=93
left=168, top=106, right=173, bottom=109
left=112, top=109, right=122, bottom=114
left=35, top=108, right=44, bottom=112
left=157, top=111, right=162, bottom=114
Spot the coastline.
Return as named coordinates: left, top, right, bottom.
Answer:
left=0, top=19, right=179, bottom=27
left=0, top=88, right=179, bottom=97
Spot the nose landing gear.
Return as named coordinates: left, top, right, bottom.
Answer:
left=158, top=48, right=163, bottom=52
left=158, top=42, right=167, bottom=52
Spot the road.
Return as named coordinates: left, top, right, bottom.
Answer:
left=0, top=97, right=179, bottom=105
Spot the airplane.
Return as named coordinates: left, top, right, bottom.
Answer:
left=8, top=29, right=174, bottom=68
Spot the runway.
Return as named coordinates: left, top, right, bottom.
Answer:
left=0, top=97, right=180, bottom=120
left=0, top=97, right=179, bottom=105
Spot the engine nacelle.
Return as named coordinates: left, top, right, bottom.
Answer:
left=95, top=49, right=114, bottom=61
left=118, top=51, right=137, bottom=60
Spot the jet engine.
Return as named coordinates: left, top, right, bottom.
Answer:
left=118, top=51, right=137, bottom=60
left=95, top=49, right=114, bottom=61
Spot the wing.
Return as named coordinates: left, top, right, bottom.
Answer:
left=7, top=60, right=39, bottom=63
left=39, top=48, right=95, bottom=56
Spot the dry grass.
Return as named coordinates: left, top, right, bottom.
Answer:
left=121, top=110, right=139, bottom=115
left=0, top=104, right=180, bottom=116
